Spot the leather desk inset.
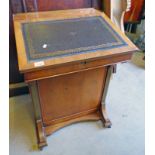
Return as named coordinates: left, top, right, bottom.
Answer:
left=22, top=16, right=127, bottom=60
left=13, top=8, right=138, bottom=149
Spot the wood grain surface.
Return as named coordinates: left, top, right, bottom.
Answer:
left=38, top=67, right=106, bottom=125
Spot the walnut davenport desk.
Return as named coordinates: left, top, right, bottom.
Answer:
left=13, top=8, right=138, bottom=149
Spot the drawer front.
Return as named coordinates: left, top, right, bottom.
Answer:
left=24, top=53, right=132, bottom=82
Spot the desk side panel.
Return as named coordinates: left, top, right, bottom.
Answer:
left=37, top=67, right=107, bottom=125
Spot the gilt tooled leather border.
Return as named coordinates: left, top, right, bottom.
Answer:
left=22, top=16, right=127, bottom=61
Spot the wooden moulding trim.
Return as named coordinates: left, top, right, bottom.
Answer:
left=45, top=111, right=101, bottom=136
left=24, top=52, right=133, bottom=82
left=43, top=107, right=100, bottom=126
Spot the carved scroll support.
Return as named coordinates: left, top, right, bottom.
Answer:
left=29, top=81, right=47, bottom=150
left=36, top=120, right=47, bottom=150
left=100, top=65, right=116, bottom=128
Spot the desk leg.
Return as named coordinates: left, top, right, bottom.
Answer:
left=29, top=82, right=47, bottom=150
left=100, top=65, right=116, bottom=128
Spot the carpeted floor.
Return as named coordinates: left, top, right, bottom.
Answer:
left=10, top=54, right=145, bottom=155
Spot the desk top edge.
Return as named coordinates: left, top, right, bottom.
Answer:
left=13, top=8, right=101, bottom=21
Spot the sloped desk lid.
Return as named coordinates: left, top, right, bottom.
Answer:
left=13, top=8, right=138, bottom=72
left=22, top=16, right=127, bottom=61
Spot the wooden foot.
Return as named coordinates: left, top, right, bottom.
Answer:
left=36, top=120, right=47, bottom=150
left=100, top=104, right=112, bottom=128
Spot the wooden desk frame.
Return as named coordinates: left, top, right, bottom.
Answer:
left=29, top=65, right=114, bottom=149
left=13, top=8, right=138, bottom=150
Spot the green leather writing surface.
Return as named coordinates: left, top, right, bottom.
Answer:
left=22, top=16, right=127, bottom=61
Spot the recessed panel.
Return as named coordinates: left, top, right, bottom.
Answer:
left=38, top=67, right=107, bottom=124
